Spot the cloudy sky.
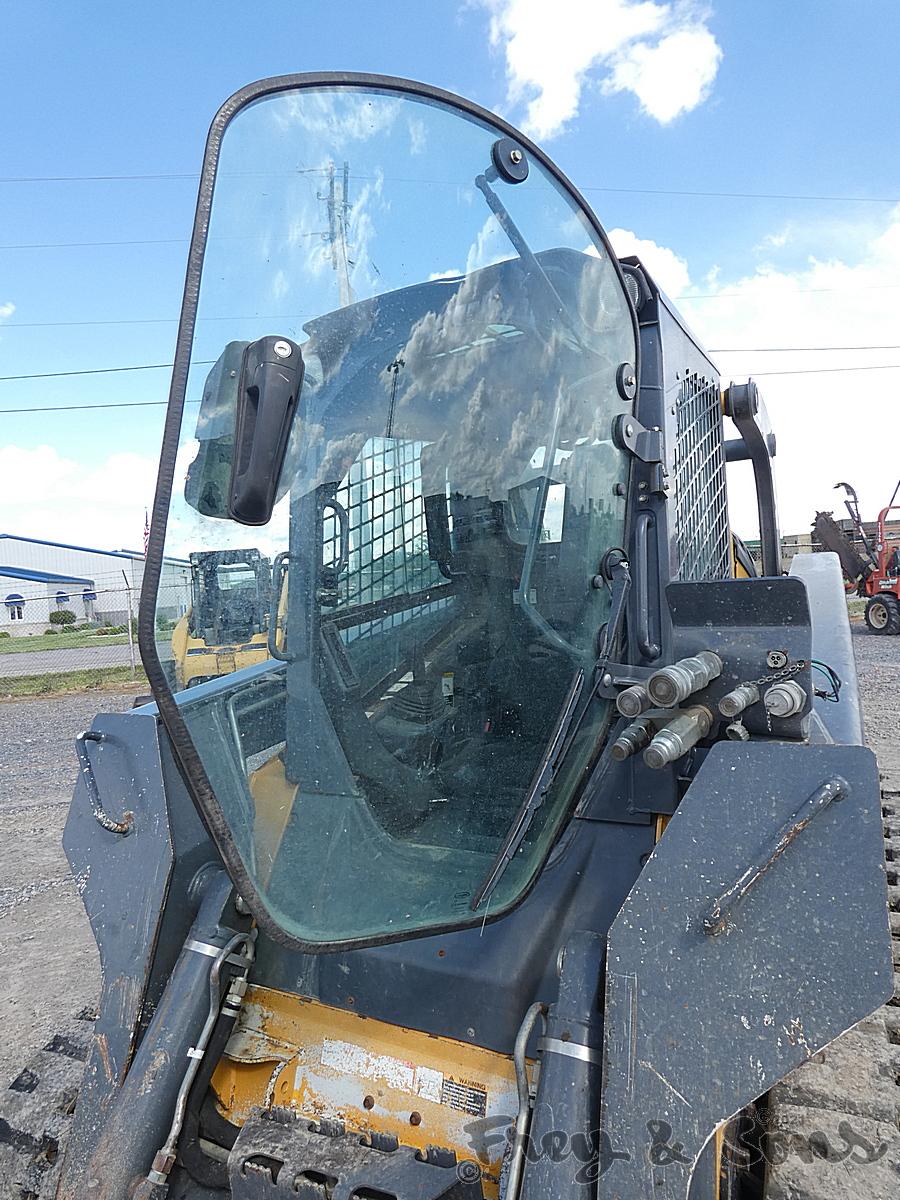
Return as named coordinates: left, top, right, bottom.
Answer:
left=2, top=1, right=899, bottom=552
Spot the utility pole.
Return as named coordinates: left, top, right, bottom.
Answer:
left=323, top=160, right=355, bottom=308
left=385, top=356, right=405, bottom=439
left=122, top=568, right=136, bottom=680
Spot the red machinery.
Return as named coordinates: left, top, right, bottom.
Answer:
left=813, top=479, right=900, bottom=633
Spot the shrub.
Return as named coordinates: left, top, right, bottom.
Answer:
left=44, top=628, right=60, bottom=635
left=49, top=609, right=76, bottom=625
left=0, top=630, right=10, bottom=638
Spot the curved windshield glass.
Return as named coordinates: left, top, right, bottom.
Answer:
left=152, top=83, right=636, bottom=946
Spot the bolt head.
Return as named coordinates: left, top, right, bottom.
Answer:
left=273, top=339, right=292, bottom=358
left=509, top=148, right=523, bottom=164
left=624, top=422, right=634, bottom=438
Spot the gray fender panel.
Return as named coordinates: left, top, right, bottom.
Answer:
left=598, top=741, right=892, bottom=1199
left=61, top=712, right=173, bottom=1175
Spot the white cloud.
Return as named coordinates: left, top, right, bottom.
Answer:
left=607, top=226, right=692, bottom=295
left=601, top=25, right=722, bottom=123
left=479, top=0, right=722, bottom=138
left=0, top=446, right=158, bottom=553
left=0, top=301, right=15, bottom=321
left=615, top=209, right=900, bottom=538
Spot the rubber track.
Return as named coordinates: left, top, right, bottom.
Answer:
left=762, top=790, right=900, bottom=1199
left=0, top=1010, right=94, bottom=1200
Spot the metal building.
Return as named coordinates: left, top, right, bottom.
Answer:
left=0, top=534, right=190, bottom=637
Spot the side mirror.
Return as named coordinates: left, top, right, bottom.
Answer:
left=184, top=336, right=304, bottom=525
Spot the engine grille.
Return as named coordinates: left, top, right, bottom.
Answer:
left=672, top=373, right=731, bottom=581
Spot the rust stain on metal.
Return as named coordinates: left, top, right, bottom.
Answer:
left=95, top=1031, right=114, bottom=1086
left=210, top=983, right=522, bottom=1197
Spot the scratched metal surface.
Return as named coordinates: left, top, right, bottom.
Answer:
left=60, top=711, right=174, bottom=1186
left=598, top=741, right=893, bottom=1200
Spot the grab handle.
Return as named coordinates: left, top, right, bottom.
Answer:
left=703, top=776, right=847, bottom=935
left=74, top=730, right=133, bottom=836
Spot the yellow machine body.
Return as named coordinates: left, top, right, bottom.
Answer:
left=211, top=985, right=528, bottom=1196
left=171, top=614, right=269, bottom=689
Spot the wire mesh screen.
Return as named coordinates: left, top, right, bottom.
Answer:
left=323, top=437, right=449, bottom=643
left=672, top=373, right=731, bottom=581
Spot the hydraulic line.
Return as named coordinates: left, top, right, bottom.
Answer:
left=505, top=1002, right=548, bottom=1200
left=137, top=930, right=255, bottom=1196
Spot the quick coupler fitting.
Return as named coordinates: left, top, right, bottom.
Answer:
left=718, top=682, right=760, bottom=719
left=616, top=684, right=651, bottom=718
left=763, top=680, right=806, bottom=718
left=644, top=705, right=713, bottom=770
left=647, top=651, right=723, bottom=708
left=611, top=717, right=654, bottom=761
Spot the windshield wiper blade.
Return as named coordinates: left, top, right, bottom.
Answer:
left=469, top=555, right=632, bottom=911
left=470, top=666, right=585, bottom=911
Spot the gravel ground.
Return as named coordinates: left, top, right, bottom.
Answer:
left=0, top=629, right=897, bottom=1092
left=0, top=689, right=140, bottom=1083
left=848, top=627, right=900, bottom=786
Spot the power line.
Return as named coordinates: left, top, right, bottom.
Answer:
left=0, top=399, right=173, bottom=413
left=4, top=362, right=900, bottom=415
left=0, top=361, right=212, bottom=382
left=5, top=279, right=900, bottom=333
left=0, top=236, right=189, bottom=251
left=709, top=344, right=900, bottom=353
left=0, top=171, right=198, bottom=183
left=1, top=167, right=897, bottom=206
left=742, top=363, right=900, bottom=377
left=579, top=184, right=900, bottom=205
left=6, top=345, right=900, bottom=385
left=680, top=282, right=900, bottom=301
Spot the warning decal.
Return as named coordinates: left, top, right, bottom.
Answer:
left=440, top=1077, right=488, bottom=1117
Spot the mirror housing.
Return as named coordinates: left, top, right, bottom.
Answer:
left=184, top=336, right=304, bottom=525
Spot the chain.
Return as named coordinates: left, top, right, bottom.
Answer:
left=748, top=659, right=809, bottom=688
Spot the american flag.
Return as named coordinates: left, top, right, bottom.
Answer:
left=143, top=510, right=150, bottom=556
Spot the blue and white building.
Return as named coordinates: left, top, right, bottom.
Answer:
left=0, top=534, right=191, bottom=637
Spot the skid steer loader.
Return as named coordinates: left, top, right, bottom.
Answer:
left=170, top=548, right=273, bottom=689
left=8, top=74, right=894, bottom=1200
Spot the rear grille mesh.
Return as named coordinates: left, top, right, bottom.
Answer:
left=673, top=373, right=731, bottom=581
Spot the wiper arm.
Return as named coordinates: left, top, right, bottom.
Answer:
left=475, top=168, right=572, bottom=337
left=470, top=554, right=631, bottom=911
left=470, top=666, right=585, bottom=911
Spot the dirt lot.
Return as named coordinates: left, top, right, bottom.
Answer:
left=0, top=630, right=898, bottom=1091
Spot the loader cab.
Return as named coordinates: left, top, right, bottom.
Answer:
left=187, top=549, right=271, bottom=644
left=144, top=76, right=639, bottom=950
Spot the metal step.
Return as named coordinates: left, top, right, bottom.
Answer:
left=762, top=790, right=900, bottom=1199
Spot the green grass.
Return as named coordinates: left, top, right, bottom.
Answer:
left=0, top=665, right=148, bottom=698
left=0, top=632, right=130, bottom=653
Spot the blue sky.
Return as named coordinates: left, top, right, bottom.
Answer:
left=2, top=1, right=899, bottom=549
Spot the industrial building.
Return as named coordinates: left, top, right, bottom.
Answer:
left=0, top=534, right=191, bottom=637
